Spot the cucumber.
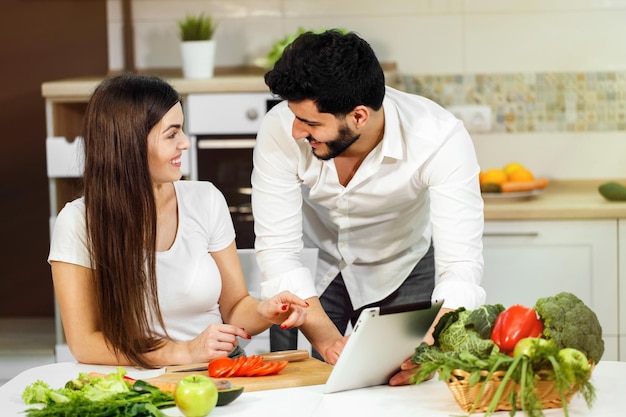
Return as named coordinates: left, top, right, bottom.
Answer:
left=598, top=182, right=626, bottom=201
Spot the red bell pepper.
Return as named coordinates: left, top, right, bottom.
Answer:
left=491, top=304, right=544, bottom=355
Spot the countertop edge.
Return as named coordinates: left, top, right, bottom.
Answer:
left=42, top=64, right=399, bottom=99
left=483, top=180, right=626, bottom=220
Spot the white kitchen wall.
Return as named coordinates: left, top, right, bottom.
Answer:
left=107, top=0, right=626, bottom=180
left=108, top=0, right=626, bottom=74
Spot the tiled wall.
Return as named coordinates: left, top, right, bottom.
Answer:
left=403, top=71, right=626, bottom=133
left=108, top=0, right=626, bottom=138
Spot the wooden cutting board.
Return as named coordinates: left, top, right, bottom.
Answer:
left=146, top=357, right=333, bottom=392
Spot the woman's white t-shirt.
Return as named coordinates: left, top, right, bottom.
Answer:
left=48, top=180, right=236, bottom=341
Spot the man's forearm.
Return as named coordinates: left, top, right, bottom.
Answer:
left=298, top=296, right=344, bottom=364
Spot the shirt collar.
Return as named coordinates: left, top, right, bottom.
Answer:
left=380, top=92, right=404, bottom=161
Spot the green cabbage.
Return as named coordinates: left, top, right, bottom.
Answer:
left=432, top=304, right=505, bottom=358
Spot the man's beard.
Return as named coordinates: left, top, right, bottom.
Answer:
left=309, top=125, right=360, bottom=161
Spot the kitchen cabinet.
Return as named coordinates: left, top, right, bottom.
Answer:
left=482, top=219, right=619, bottom=361
left=619, top=219, right=626, bottom=360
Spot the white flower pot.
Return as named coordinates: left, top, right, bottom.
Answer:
left=180, top=40, right=216, bottom=79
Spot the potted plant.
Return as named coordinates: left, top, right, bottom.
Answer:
left=177, top=13, right=218, bottom=78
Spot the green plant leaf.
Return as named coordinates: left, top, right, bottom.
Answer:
left=177, top=13, right=217, bottom=41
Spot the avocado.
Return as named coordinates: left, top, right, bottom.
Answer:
left=216, top=386, right=244, bottom=406
left=598, top=182, right=626, bottom=201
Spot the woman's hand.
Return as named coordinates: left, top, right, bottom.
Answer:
left=257, top=290, right=309, bottom=329
left=187, top=323, right=250, bottom=363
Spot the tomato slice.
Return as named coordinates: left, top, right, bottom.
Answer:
left=270, top=360, right=288, bottom=375
left=250, top=360, right=284, bottom=376
left=238, top=356, right=264, bottom=376
left=225, top=355, right=246, bottom=377
left=244, top=361, right=270, bottom=377
left=245, top=360, right=288, bottom=377
left=208, top=357, right=235, bottom=378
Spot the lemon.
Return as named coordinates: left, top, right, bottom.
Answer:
left=503, top=162, right=525, bottom=176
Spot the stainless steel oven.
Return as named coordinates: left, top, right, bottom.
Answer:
left=185, top=92, right=280, bottom=248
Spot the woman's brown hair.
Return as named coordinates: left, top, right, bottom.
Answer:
left=81, top=73, right=181, bottom=367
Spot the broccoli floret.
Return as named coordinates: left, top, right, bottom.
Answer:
left=534, top=291, right=605, bottom=363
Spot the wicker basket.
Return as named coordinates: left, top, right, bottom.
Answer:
left=445, top=368, right=579, bottom=413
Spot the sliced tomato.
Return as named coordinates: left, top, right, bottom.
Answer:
left=225, top=355, right=246, bottom=377
left=243, top=361, right=270, bottom=377
left=259, top=361, right=288, bottom=376
left=208, top=357, right=235, bottom=378
left=238, top=356, right=264, bottom=376
left=248, top=361, right=279, bottom=376
left=270, top=360, right=288, bottom=375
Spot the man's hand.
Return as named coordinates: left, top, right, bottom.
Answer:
left=298, top=297, right=345, bottom=365
left=388, top=306, right=452, bottom=386
left=388, top=357, right=436, bottom=386
left=323, top=335, right=349, bottom=365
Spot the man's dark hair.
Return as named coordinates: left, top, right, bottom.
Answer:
left=264, top=30, right=385, bottom=116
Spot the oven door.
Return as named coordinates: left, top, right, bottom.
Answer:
left=196, top=136, right=256, bottom=248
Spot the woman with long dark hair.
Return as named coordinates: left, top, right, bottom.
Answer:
left=48, top=73, right=307, bottom=368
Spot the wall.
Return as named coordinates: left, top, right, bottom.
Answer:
left=0, top=0, right=108, bottom=317
left=109, top=0, right=626, bottom=180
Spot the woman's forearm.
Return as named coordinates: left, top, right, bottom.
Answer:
left=67, top=331, right=192, bottom=367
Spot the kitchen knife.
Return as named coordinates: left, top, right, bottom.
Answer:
left=168, top=349, right=310, bottom=373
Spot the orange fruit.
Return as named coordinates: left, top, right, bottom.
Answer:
left=507, top=167, right=535, bottom=182
left=480, top=168, right=508, bottom=186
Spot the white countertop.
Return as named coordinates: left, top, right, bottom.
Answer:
left=1, top=361, right=623, bottom=416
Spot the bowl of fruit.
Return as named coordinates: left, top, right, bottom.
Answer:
left=480, top=162, right=549, bottom=201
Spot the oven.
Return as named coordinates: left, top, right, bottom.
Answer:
left=185, top=92, right=281, bottom=248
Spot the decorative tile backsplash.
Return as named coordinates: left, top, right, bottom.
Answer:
left=401, top=72, right=626, bottom=133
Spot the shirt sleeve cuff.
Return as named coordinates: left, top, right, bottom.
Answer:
left=432, top=280, right=486, bottom=310
left=260, top=266, right=318, bottom=301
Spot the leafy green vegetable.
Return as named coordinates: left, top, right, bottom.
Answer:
left=534, top=292, right=605, bottom=364
left=431, top=305, right=504, bottom=358
left=21, top=367, right=174, bottom=417
left=411, top=342, right=512, bottom=385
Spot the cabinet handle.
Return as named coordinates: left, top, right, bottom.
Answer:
left=483, top=232, right=539, bottom=237
left=198, top=139, right=256, bottom=149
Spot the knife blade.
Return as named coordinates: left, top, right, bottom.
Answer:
left=168, top=349, right=310, bottom=373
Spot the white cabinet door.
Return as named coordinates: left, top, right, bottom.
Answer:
left=482, top=220, right=618, bottom=361
left=618, top=219, right=626, bottom=361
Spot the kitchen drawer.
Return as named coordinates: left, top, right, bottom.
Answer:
left=46, top=137, right=84, bottom=178
left=185, top=92, right=275, bottom=135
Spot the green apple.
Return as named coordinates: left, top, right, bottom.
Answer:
left=557, top=347, right=591, bottom=383
left=512, top=337, right=554, bottom=358
left=174, top=374, right=218, bottom=417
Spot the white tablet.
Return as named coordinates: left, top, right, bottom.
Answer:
left=324, top=299, right=444, bottom=393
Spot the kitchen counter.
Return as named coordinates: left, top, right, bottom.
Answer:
left=483, top=180, right=626, bottom=220
left=41, top=64, right=399, bottom=99
left=1, top=361, right=623, bottom=416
